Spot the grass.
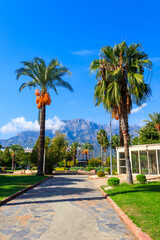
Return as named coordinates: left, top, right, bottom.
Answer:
left=0, top=175, right=48, bottom=201
left=101, top=182, right=160, bottom=240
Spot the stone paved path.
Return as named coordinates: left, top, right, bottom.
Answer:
left=0, top=175, right=136, bottom=240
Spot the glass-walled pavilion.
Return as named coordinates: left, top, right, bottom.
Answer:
left=117, top=143, right=160, bottom=175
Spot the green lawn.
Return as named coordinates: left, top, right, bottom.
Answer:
left=0, top=175, right=48, bottom=201
left=102, top=182, right=160, bottom=240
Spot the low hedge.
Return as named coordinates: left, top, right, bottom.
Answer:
left=136, top=174, right=146, bottom=184
left=107, top=177, right=120, bottom=186
left=97, top=171, right=105, bottom=177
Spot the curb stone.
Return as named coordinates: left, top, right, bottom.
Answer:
left=99, top=187, right=152, bottom=240
left=0, top=176, right=53, bottom=207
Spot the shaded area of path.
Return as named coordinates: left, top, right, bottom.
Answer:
left=0, top=175, right=136, bottom=240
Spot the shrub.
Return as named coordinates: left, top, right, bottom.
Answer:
left=86, top=166, right=94, bottom=171
left=97, top=171, right=105, bottom=177
left=136, top=174, right=146, bottom=184
left=88, top=158, right=101, bottom=167
left=31, top=167, right=37, bottom=170
left=108, top=177, right=120, bottom=186
left=113, top=170, right=118, bottom=175
left=55, top=167, right=66, bottom=171
left=105, top=167, right=110, bottom=174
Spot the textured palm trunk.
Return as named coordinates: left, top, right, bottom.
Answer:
left=119, top=117, right=124, bottom=146
left=104, top=150, right=107, bottom=166
left=73, top=151, right=76, bottom=167
left=37, top=104, right=45, bottom=176
left=85, top=152, right=88, bottom=167
left=120, top=113, right=133, bottom=184
left=101, top=145, right=103, bottom=166
left=12, top=155, right=15, bottom=171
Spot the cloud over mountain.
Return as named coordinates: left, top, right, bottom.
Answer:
left=0, top=116, right=65, bottom=134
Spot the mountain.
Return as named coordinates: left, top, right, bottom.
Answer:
left=0, top=118, right=140, bottom=157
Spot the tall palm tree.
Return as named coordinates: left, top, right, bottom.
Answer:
left=16, top=57, right=73, bottom=175
left=90, top=42, right=152, bottom=184
left=70, top=141, right=81, bottom=166
left=97, top=129, right=108, bottom=166
left=81, top=142, right=94, bottom=167
left=144, top=112, right=160, bottom=134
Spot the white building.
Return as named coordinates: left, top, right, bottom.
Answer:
left=116, top=143, right=160, bottom=175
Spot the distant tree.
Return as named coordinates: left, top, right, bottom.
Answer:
left=70, top=141, right=81, bottom=167
left=132, top=136, right=139, bottom=145
left=0, top=144, right=2, bottom=150
left=47, top=132, right=69, bottom=173
left=138, top=122, right=160, bottom=144
left=3, top=147, right=12, bottom=167
left=81, top=142, right=94, bottom=167
left=144, top=112, right=160, bottom=134
left=97, top=129, right=108, bottom=166
left=10, top=144, right=24, bottom=171
left=111, top=135, right=119, bottom=156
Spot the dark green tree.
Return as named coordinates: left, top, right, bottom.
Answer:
left=3, top=147, right=12, bottom=167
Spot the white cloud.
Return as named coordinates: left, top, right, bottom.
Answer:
left=131, top=103, right=147, bottom=114
left=71, top=49, right=97, bottom=56
left=0, top=116, right=65, bottom=134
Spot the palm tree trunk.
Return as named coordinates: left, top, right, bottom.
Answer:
left=119, top=117, right=124, bottom=146
left=120, top=113, right=133, bottom=184
left=101, top=145, right=103, bottom=166
left=85, top=152, right=87, bottom=167
left=105, top=150, right=107, bottom=166
left=37, top=104, right=45, bottom=175
left=12, top=155, right=15, bottom=171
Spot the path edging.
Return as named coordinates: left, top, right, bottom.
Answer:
left=0, top=176, right=53, bottom=207
left=99, top=187, right=152, bottom=240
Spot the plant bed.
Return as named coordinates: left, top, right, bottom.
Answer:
left=101, top=182, right=160, bottom=240
left=0, top=175, right=49, bottom=201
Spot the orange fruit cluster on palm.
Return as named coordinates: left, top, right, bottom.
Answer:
left=82, top=150, right=89, bottom=154
left=35, top=89, right=51, bottom=109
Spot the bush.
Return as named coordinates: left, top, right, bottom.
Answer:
left=88, top=158, right=101, bottom=167
left=97, top=171, right=105, bottom=177
left=105, top=167, right=110, bottom=174
left=136, top=174, right=146, bottom=184
left=86, top=166, right=95, bottom=171
left=31, top=167, right=37, bottom=170
left=55, top=167, right=66, bottom=171
left=108, top=177, right=120, bottom=186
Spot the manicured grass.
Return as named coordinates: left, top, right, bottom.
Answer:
left=102, top=182, right=160, bottom=240
left=0, top=175, right=48, bottom=201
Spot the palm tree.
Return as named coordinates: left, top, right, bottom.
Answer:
left=16, top=57, right=73, bottom=175
left=81, top=142, right=94, bottom=167
left=97, top=129, right=108, bottom=166
left=10, top=144, right=24, bottom=171
left=70, top=141, right=81, bottom=166
left=144, top=113, right=160, bottom=134
left=90, top=42, right=152, bottom=184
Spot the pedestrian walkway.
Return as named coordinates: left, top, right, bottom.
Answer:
left=0, top=175, right=136, bottom=240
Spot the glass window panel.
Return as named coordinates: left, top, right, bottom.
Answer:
left=119, top=152, right=125, bottom=159
left=148, top=150, right=157, bottom=175
left=119, top=160, right=126, bottom=166
left=119, top=167, right=126, bottom=174
left=131, top=151, right=139, bottom=173
left=140, top=151, right=148, bottom=174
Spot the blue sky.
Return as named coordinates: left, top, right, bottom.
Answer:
left=0, top=0, right=160, bottom=139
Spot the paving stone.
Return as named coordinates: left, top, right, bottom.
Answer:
left=10, top=228, right=31, bottom=238
left=0, top=229, right=14, bottom=235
